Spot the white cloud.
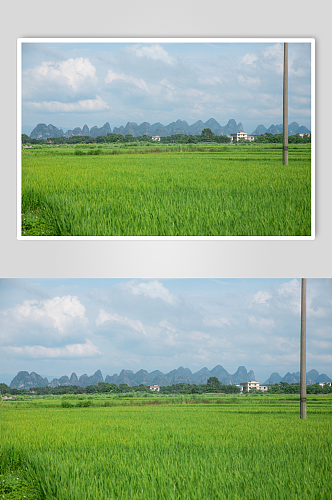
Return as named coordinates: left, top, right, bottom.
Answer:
left=262, top=43, right=283, bottom=74
left=187, top=88, right=207, bottom=98
left=198, top=76, right=223, bottom=86
left=291, top=96, right=311, bottom=105
left=2, top=295, right=87, bottom=333
left=5, top=339, right=100, bottom=359
left=310, top=339, right=332, bottom=350
left=238, top=75, right=261, bottom=86
left=159, top=319, right=176, bottom=332
left=307, top=353, right=332, bottom=364
left=249, top=315, right=275, bottom=329
left=105, top=69, right=148, bottom=91
left=122, top=280, right=178, bottom=305
left=288, top=107, right=311, bottom=117
left=260, top=352, right=300, bottom=365
left=26, top=96, right=109, bottom=113
left=159, top=78, right=176, bottom=96
left=203, top=317, right=231, bottom=327
left=132, top=44, right=175, bottom=65
left=241, top=53, right=258, bottom=66
left=252, top=290, right=272, bottom=305
left=96, top=309, right=146, bottom=334
left=277, top=279, right=300, bottom=298
left=263, top=43, right=283, bottom=59
left=25, top=57, right=98, bottom=90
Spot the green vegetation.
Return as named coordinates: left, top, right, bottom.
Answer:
left=3, top=378, right=331, bottom=398
left=21, top=130, right=311, bottom=146
left=1, top=395, right=331, bottom=499
left=21, top=143, right=311, bottom=237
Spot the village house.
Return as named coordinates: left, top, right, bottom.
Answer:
left=240, top=380, right=260, bottom=392
left=151, top=136, right=161, bottom=141
left=149, top=385, right=160, bottom=392
left=230, top=131, right=248, bottom=142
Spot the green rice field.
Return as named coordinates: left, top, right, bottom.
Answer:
left=1, top=394, right=331, bottom=499
left=21, top=144, right=311, bottom=237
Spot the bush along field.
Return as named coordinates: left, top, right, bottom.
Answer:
left=0, top=394, right=331, bottom=499
left=21, top=143, right=311, bottom=237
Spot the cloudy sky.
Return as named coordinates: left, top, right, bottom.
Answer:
left=1, top=278, right=330, bottom=385
left=21, top=39, right=312, bottom=136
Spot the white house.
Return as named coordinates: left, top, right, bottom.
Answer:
left=149, top=385, right=160, bottom=392
left=240, top=380, right=260, bottom=392
left=151, top=136, right=161, bottom=142
left=230, top=131, right=247, bottom=142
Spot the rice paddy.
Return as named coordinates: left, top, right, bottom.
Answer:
left=1, top=394, right=331, bottom=499
left=21, top=144, right=311, bottom=237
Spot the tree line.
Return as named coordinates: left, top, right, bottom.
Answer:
left=1, top=377, right=330, bottom=397
left=0, top=377, right=240, bottom=396
left=22, top=128, right=310, bottom=147
left=22, top=128, right=231, bottom=146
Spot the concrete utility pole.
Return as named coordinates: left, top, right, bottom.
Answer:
left=300, top=278, right=307, bottom=419
left=283, top=42, right=288, bottom=165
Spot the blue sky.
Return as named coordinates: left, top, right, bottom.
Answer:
left=21, top=40, right=312, bottom=136
left=1, top=278, right=330, bottom=384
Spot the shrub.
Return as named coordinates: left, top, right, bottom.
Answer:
left=61, top=401, right=73, bottom=408
left=76, top=400, right=92, bottom=408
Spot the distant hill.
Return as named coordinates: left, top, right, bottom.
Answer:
left=29, top=119, right=310, bottom=141
left=29, top=118, right=244, bottom=141
left=10, top=365, right=255, bottom=390
left=264, top=369, right=331, bottom=385
left=10, top=371, right=49, bottom=390
left=251, top=122, right=311, bottom=136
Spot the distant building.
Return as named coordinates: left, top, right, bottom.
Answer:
left=235, top=384, right=243, bottom=392
left=149, top=385, right=160, bottom=391
left=318, top=382, right=331, bottom=387
left=230, top=132, right=248, bottom=142
left=259, top=385, right=269, bottom=392
left=298, top=133, right=310, bottom=138
left=151, top=136, right=161, bottom=141
left=247, top=135, right=255, bottom=142
left=240, top=380, right=260, bottom=392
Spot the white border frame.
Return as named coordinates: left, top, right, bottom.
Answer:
left=17, top=37, right=315, bottom=241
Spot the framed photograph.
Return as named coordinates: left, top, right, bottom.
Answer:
left=18, top=38, right=315, bottom=240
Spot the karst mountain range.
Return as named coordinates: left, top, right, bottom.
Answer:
left=29, top=118, right=311, bottom=141
left=11, top=365, right=255, bottom=390
left=9, top=366, right=331, bottom=391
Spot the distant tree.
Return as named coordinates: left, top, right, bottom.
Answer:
left=21, top=134, right=31, bottom=144
left=0, top=383, right=10, bottom=394
left=201, top=128, right=214, bottom=140
left=207, top=376, right=220, bottom=386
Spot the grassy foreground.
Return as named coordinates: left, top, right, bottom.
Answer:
left=21, top=144, right=311, bottom=236
left=1, top=394, right=331, bottom=499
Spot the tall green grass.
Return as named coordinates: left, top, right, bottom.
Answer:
left=21, top=145, right=311, bottom=236
left=1, top=395, right=331, bottom=499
